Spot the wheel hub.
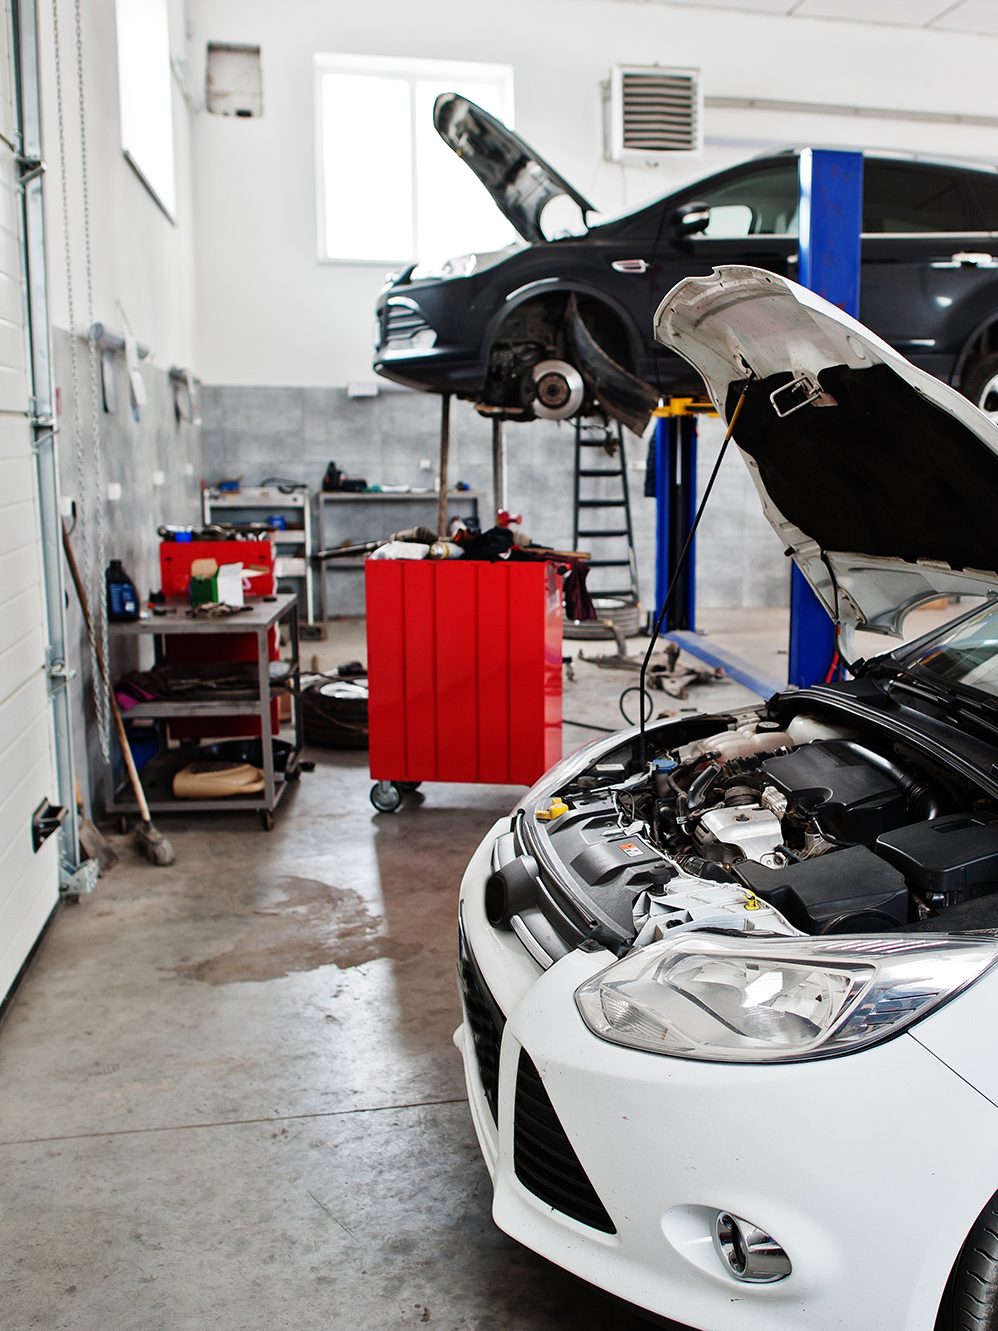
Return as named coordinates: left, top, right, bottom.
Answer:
left=529, top=359, right=584, bottom=420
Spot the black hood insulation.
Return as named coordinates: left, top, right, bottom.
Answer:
left=724, top=362, right=998, bottom=575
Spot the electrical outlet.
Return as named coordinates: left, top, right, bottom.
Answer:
left=59, top=495, right=74, bottom=518
left=152, top=470, right=165, bottom=487
left=419, top=458, right=432, bottom=471
left=183, top=462, right=194, bottom=477
left=107, top=482, right=122, bottom=501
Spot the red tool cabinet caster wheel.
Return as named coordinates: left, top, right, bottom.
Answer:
left=370, top=781, right=402, bottom=813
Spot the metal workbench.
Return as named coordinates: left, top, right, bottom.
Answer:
left=105, top=593, right=302, bottom=829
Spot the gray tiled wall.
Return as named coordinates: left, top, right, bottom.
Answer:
left=201, top=385, right=790, bottom=617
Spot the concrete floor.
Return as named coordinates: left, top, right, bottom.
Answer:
left=0, top=605, right=949, bottom=1330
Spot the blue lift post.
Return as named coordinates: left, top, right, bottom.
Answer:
left=652, top=401, right=699, bottom=632
left=653, top=398, right=786, bottom=697
left=790, top=148, right=864, bottom=686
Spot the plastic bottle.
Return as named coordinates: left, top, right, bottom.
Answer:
left=105, top=559, right=140, bottom=621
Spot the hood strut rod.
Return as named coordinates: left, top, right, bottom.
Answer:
left=636, top=379, right=754, bottom=771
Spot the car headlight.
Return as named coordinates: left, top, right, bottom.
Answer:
left=575, top=932, right=998, bottom=1063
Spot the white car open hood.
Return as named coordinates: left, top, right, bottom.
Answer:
left=655, top=266, right=998, bottom=637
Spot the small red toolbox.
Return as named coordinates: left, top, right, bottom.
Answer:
left=160, top=539, right=275, bottom=597
left=366, top=560, right=562, bottom=803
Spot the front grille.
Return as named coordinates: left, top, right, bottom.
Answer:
left=513, top=1051, right=616, bottom=1233
left=457, top=938, right=504, bottom=1125
left=384, top=299, right=431, bottom=346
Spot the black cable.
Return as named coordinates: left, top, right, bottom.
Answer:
left=636, top=379, right=754, bottom=770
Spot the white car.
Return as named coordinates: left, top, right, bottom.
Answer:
left=456, top=266, right=998, bottom=1331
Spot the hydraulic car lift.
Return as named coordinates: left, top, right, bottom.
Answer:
left=652, top=148, right=864, bottom=694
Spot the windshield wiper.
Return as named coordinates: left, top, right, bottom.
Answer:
left=867, top=659, right=998, bottom=733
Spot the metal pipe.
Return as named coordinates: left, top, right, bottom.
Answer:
left=13, top=0, right=82, bottom=884
left=437, top=392, right=451, bottom=539
left=491, top=415, right=506, bottom=518
left=89, top=322, right=150, bottom=359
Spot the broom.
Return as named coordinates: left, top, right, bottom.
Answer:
left=62, top=523, right=175, bottom=866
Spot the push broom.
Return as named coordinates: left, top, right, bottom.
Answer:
left=62, top=523, right=174, bottom=866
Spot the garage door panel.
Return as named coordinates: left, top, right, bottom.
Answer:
left=0, top=711, right=49, bottom=821
left=0, top=498, right=35, bottom=555
left=0, top=842, right=57, bottom=1002
left=0, top=413, right=35, bottom=460
left=0, top=359, right=28, bottom=413
left=0, top=746, right=52, bottom=858
left=0, top=620, right=44, bottom=710
left=0, top=542, right=42, bottom=610
left=0, top=454, right=35, bottom=508
left=0, top=6, right=60, bottom=1003
left=0, top=173, right=16, bottom=237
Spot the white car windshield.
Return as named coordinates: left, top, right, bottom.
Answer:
left=903, top=599, right=998, bottom=700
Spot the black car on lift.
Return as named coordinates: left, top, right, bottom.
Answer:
left=374, top=94, right=998, bottom=435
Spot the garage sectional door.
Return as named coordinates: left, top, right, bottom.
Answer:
left=0, top=1, right=59, bottom=1002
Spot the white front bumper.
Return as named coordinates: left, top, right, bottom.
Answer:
left=457, top=819, right=998, bottom=1331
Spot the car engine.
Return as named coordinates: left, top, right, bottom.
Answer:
left=522, top=710, right=998, bottom=953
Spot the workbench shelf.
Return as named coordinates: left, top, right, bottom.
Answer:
left=105, top=592, right=303, bottom=831
left=318, top=489, right=480, bottom=617
left=202, top=485, right=318, bottom=625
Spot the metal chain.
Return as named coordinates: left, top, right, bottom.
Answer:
left=50, top=0, right=110, bottom=759
left=72, top=0, right=109, bottom=758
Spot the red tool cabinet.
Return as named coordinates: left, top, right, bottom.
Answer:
left=366, top=560, right=562, bottom=808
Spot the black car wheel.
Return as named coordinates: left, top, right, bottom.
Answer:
left=938, top=1193, right=998, bottom=1330
left=963, top=353, right=998, bottom=424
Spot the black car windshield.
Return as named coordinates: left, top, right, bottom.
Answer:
left=901, top=599, right=998, bottom=699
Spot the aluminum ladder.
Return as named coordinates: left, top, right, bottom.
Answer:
left=571, top=415, right=639, bottom=610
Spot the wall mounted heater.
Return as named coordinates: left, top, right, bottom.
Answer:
left=603, top=65, right=702, bottom=163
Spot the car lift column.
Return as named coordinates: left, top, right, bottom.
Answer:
left=651, top=398, right=704, bottom=632
left=653, top=397, right=785, bottom=696
left=790, top=148, right=864, bottom=686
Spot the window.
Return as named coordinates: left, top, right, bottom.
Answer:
left=862, top=163, right=969, bottom=234
left=698, top=164, right=799, bottom=238
left=968, top=173, right=998, bottom=231
left=114, top=0, right=176, bottom=218
left=315, top=54, right=514, bottom=264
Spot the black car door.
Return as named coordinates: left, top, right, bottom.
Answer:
left=859, top=160, right=997, bottom=383
left=596, top=159, right=800, bottom=386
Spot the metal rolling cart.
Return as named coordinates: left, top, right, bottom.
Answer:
left=105, top=593, right=303, bottom=830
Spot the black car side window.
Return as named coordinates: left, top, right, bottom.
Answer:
left=968, top=174, right=998, bottom=231
left=862, top=163, right=970, bottom=233
left=697, top=164, right=799, bottom=238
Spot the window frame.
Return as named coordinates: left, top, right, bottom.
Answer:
left=313, top=52, right=514, bottom=266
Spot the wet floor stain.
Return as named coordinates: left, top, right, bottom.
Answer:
left=171, top=876, right=420, bottom=984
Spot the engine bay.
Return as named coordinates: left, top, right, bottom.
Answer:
left=518, top=706, right=998, bottom=954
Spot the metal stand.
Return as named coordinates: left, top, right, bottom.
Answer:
left=491, top=416, right=506, bottom=518
left=651, top=398, right=716, bottom=633
left=437, top=393, right=451, bottom=539
left=789, top=148, right=864, bottom=687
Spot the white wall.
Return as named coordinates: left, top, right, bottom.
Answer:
left=40, top=0, right=197, bottom=370
left=187, top=0, right=998, bottom=387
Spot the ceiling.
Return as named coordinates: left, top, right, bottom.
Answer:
left=614, top=0, right=998, bottom=36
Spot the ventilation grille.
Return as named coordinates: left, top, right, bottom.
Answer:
left=605, top=65, right=701, bottom=161
left=457, top=943, right=504, bottom=1126
left=513, top=1051, right=616, bottom=1233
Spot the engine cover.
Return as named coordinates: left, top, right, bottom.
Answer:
left=736, top=845, right=910, bottom=933
left=761, top=741, right=908, bottom=843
